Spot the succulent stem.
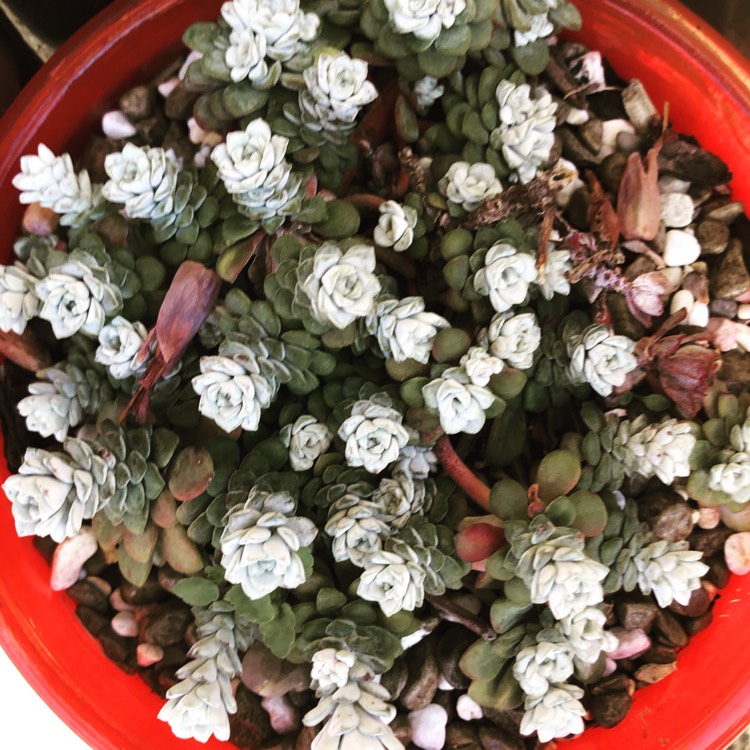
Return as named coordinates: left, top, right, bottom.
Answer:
left=426, top=594, right=496, bottom=641
left=435, top=435, right=491, bottom=512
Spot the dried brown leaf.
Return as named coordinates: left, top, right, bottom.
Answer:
left=617, top=140, right=662, bottom=241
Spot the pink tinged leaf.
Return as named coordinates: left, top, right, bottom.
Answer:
left=656, top=342, right=721, bottom=417
left=122, top=261, right=222, bottom=423
left=454, top=523, right=506, bottom=563
left=617, top=141, right=662, bottom=241
left=626, top=270, right=680, bottom=326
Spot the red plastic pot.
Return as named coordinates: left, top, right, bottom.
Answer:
left=0, top=1, right=749, bottom=748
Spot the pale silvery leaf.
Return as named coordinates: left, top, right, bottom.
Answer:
left=338, top=397, right=410, bottom=474
left=220, top=488, right=317, bottom=599
left=730, top=411, right=750, bottom=451
left=513, top=642, right=575, bottom=699
left=634, top=539, right=708, bottom=608
left=384, top=0, right=467, bottom=42
left=12, top=144, right=98, bottom=227
left=520, top=683, right=586, bottom=743
left=365, top=296, right=449, bottom=364
left=0, top=263, right=39, bottom=334
left=537, top=248, right=572, bottom=300
left=357, top=549, right=426, bottom=616
left=422, top=367, right=496, bottom=435
left=310, top=648, right=357, bottom=693
left=460, top=346, right=504, bottom=387
left=708, top=453, right=750, bottom=503
left=374, top=201, right=419, bottom=252
left=3, top=442, right=114, bottom=542
left=438, top=161, right=502, bottom=212
left=514, top=13, right=554, bottom=46
left=494, top=81, right=558, bottom=184
left=102, top=144, right=179, bottom=220
left=280, top=414, right=333, bottom=471
left=413, top=76, right=444, bottom=113
left=558, top=607, right=618, bottom=664
left=225, top=28, right=277, bottom=86
left=394, top=443, right=437, bottom=479
left=193, top=355, right=276, bottom=433
left=325, top=498, right=390, bottom=566
left=35, top=252, right=123, bottom=339
left=221, top=0, right=320, bottom=62
left=298, top=243, right=381, bottom=330
left=484, top=311, right=542, bottom=370
left=474, top=242, right=537, bottom=314
left=158, top=607, right=245, bottom=743
left=299, top=52, right=377, bottom=138
left=612, top=416, right=696, bottom=486
left=371, top=471, right=429, bottom=528
left=211, top=118, right=302, bottom=221
left=566, top=324, right=638, bottom=397
left=96, top=315, right=149, bottom=381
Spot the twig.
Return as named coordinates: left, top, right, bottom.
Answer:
left=425, top=594, right=496, bottom=641
left=435, top=435, right=491, bottom=511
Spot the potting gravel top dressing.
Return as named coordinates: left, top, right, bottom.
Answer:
left=1, top=0, right=748, bottom=747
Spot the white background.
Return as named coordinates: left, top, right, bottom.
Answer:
left=0, top=644, right=90, bottom=748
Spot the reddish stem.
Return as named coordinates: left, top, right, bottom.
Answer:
left=435, top=435, right=491, bottom=512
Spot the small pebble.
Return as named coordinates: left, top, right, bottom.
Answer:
left=603, top=657, right=617, bottom=676
left=654, top=609, right=689, bottom=648
left=709, top=298, right=738, bottom=318
left=616, top=130, right=642, bottom=154
left=112, top=611, right=139, bottom=638
left=724, top=532, right=750, bottom=575
left=136, top=643, right=164, bottom=667
left=696, top=219, right=730, bottom=255
left=158, top=77, right=180, bottom=98
left=658, top=176, right=691, bottom=194
left=615, top=600, right=658, bottom=631
left=635, top=662, right=677, bottom=685
left=660, top=192, right=694, bottom=228
left=110, top=588, right=138, bottom=612
left=663, top=229, right=701, bottom=266
left=706, top=200, right=745, bottom=224
left=261, top=695, right=300, bottom=735
left=565, top=107, right=589, bottom=126
left=438, top=676, right=455, bottom=691
left=22, top=203, right=59, bottom=236
left=697, top=506, right=721, bottom=529
left=684, top=610, right=714, bottom=636
left=445, top=723, right=479, bottom=750
left=590, top=691, right=632, bottom=729
left=738, top=304, right=750, bottom=321
left=478, top=725, right=525, bottom=750
left=456, top=694, right=483, bottom=721
left=50, top=528, right=98, bottom=591
left=621, top=79, right=658, bottom=133
left=187, top=117, right=223, bottom=147
left=409, top=704, right=448, bottom=750
left=712, top=239, right=750, bottom=299
left=604, top=627, right=651, bottom=660
left=599, top=119, right=635, bottom=158
left=102, top=110, right=137, bottom=139
left=669, top=585, right=711, bottom=618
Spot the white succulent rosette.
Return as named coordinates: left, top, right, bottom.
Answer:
left=95, top=316, right=149, bottom=381
left=371, top=471, right=429, bottom=528
left=298, top=243, right=381, bottom=330
left=3, top=442, right=114, bottom=542
left=310, top=648, right=357, bottom=693
left=558, top=607, right=617, bottom=664
left=303, top=659, right=402, bottom=750
left=394, top=442, right=438, bottom=479
left=220, top=488, right=317, bottom=600
left=35, top=252, right=123, bottom=339
left=357, top=548, right=426, bottom=616
left=565, top=324, right=638, bottom=397
left=225, top=28, right=275, bottom=86
left=299, top=52, right=378, bottom=138
left=383, top=0, right=467, bottom=42
left=438, top=161, right=503, bottom=212
left=280, top=414, right=333, bottom=471
left=193, top=355, right=276, bottom=433
left=460, top=346, right=504, bottom=387
left=730, top=410, right=750, bottom=451
left=513, top=641, right=575, bottom=699
left=365, top=296, right=449, bottom=364
left=325, top=497, right=390, bottom=566
left=494, top=81, right=558, bottom=184
left=210, top=118, right=302, bottom=221
left=0, top=263, right=39, bottom=334
left=374, top=200, right=419, bottom=252
left=514, top=13, right=555, bottom=47
left=473, top=242, right=537, bottom=314
left=519, top=683, right=586, bottom=743
left=338, top=396, right=410, bottom=474
left=422, top=366, right=496, bottom=435
left=221, top=0, right=319, bottom=62
left=537, top=248, right=572, bottom=300
left=102, top=144, right=179, bottom=221
left=515, top=530, right=609, bottom=620
left=483, top=311, right=542, bottom=371
left=12, top=144, right=98, bottom=226
left=708, top=453, right=750, bottom=503
left=634, top=539, right=708, bottom=608
left=413, top=75, right=445, bottom=113
left=612, top=417, right=696, bottom=485
left=158, top=607, right=247, bottom=743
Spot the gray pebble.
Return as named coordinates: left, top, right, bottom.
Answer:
left=621, top=79, right=659, bottom=133
left=711, top=239, right=750, bottom=299
left=706, top=200, right=746, bottom=224
left=709, top=298, right=738, bottom=318
left=696, top=219, right=730, bottom=255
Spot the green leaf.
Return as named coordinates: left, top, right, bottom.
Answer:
left=226, top=586, right=278, bottom=624
left=568, top=490, right=609, bottom=537
left=536, top=450, right=582, bottom=503
left=490, top=479, right=527, bottom=521
left=468, top=667, right=524, bottom=710
left=490, top=599, right=534, bottom=634
left=545, top=495, right=577, bottom=527
left=259, top=603, right=296, bottom=659
left=459, top=638, right=506, bottom=680
left=173, top=577, right=220, bottom=606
